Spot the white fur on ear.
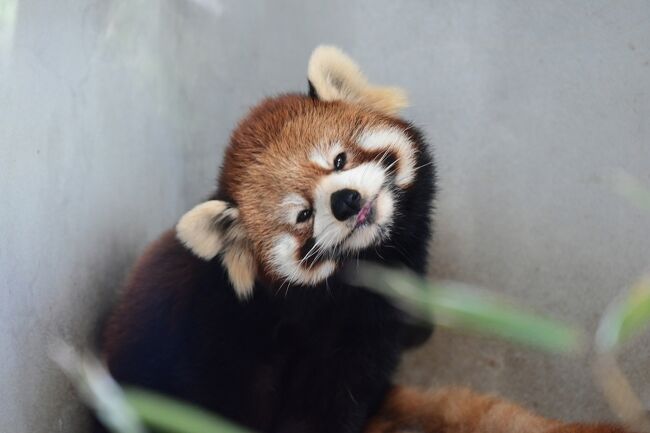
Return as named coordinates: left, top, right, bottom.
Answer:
left=176, top=200, right=256, bottom=299
left=176, top=200, right=229, bottom=260
left=308, top=45, right=408, bottom=115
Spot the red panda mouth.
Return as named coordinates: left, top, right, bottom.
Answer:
left=354, top=196, right=376, bottom=228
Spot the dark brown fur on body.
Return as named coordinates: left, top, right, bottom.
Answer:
left=102, top=225, right=434, bottom=432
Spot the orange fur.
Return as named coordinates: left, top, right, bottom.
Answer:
left=365, top=386, right=632, bottom=433
left=217, top=95, right=409, bottom=282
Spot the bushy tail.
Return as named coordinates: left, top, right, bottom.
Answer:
left=365, top=386, right=631, bottom=433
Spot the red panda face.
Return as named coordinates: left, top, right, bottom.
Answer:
left=176, top=46, right=430, bottom=298
left=224, top=97, right=419, bottom=287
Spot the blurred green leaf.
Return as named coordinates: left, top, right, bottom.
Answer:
left=0, top=0, right=18, bottom=25
left=596, top=278, right=650, bottom=352
left=614, top=172, right=650, bottom=212
left=50, top=343, right=146, bottom=433
left=52, top=343, right=252, bottom=433
left=125, top=388, right=252, bottom=433
left=349, top=263, right=583, bottom=354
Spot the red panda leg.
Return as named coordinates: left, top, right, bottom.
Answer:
left=365, top=386, right=631, bottom=433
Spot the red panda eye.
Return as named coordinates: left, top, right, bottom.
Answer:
left=296, top=209, right=313, bottom=224
left=333, top=152, right=346, bottom=171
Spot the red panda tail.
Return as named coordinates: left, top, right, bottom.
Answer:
left=365, top=386, right=631, bottom=433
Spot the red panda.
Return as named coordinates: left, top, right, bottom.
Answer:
left=102, top=45, right=436, bottom=433
left=100, top=46, right=632, bottom=433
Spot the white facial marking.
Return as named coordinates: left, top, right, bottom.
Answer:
left=279, top=193, right=309, bottom=224
left=309, top=141, right=344, bottom=170
left=342, top=189, right=394, bottom=251
left=305, top=160, right=396, bottom=261
left=312, top=161, right=386, bottom=246
left=375, top=189, right=395, bottom=226
left=266, top=129, right=415, bottom=287
left=342, top=224, right=381, bottom=251
left=357, top=127, right=417, bottom=187
left=269, top=234, right=336, bottom=285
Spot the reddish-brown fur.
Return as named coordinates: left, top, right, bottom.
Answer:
left=365, top=386, right=632, bottom=433
left=216, top=94, right=410, bottom=282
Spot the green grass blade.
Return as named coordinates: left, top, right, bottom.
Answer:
left=49, top=343, right=146, bottom=433
left=596, top=278, right=650, bottom=352
left=125, top=388, right=252, bottom=433
left=350, top=263, right=582, bottom=354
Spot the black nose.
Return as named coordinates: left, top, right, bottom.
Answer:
left=330, top=189, right=362, bottom=221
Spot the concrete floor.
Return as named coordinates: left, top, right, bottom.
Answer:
left=1, top=1, right=649, bottom=431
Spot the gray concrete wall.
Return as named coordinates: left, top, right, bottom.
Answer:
left=1, top=1, right=649, bottom=431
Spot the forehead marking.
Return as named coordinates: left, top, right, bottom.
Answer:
left=281, top=193, right=308, bottom=207
left=279, top=193, right=309, bottom=224
left=309, top=141, right=344, bottom=169
left=357, top=127, right=417, bottom=187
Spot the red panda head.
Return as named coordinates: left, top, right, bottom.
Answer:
left=176, top=46, right=434, bottom=299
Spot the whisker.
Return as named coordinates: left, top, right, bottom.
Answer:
left=413, top=160, right=434, bottom=171
left=384, top=156, right=401, bottom=172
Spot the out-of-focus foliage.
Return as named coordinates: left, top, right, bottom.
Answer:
left=125, top=388, right=251, bottom=433
left=596, top=277, right=650, bottom=352
left=349, top=263, right=582, bottom=354
left=52, top=342, right=252, bottom=433
left=0, top=0, right=18, bottom=60
left=594, top=171, right=650, bottom=431
left=50, top=343, right=146, bottom=433
left=55, top=176, right=650, bottom=433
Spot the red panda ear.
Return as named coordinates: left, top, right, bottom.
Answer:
left=307, top=45, right=408, bottom=115
left=176, top=201, right=256, bottom=299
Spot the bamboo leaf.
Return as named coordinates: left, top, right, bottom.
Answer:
left=125, top=388, right=252, bottom=433
left=349, top=263, right=582, bottom=354
left=596, top=277, right=650, bottom=352
left=49, top=343, right=146, bottom=433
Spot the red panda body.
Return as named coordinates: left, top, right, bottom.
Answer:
left=102, top=47, right=436, bottom=433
